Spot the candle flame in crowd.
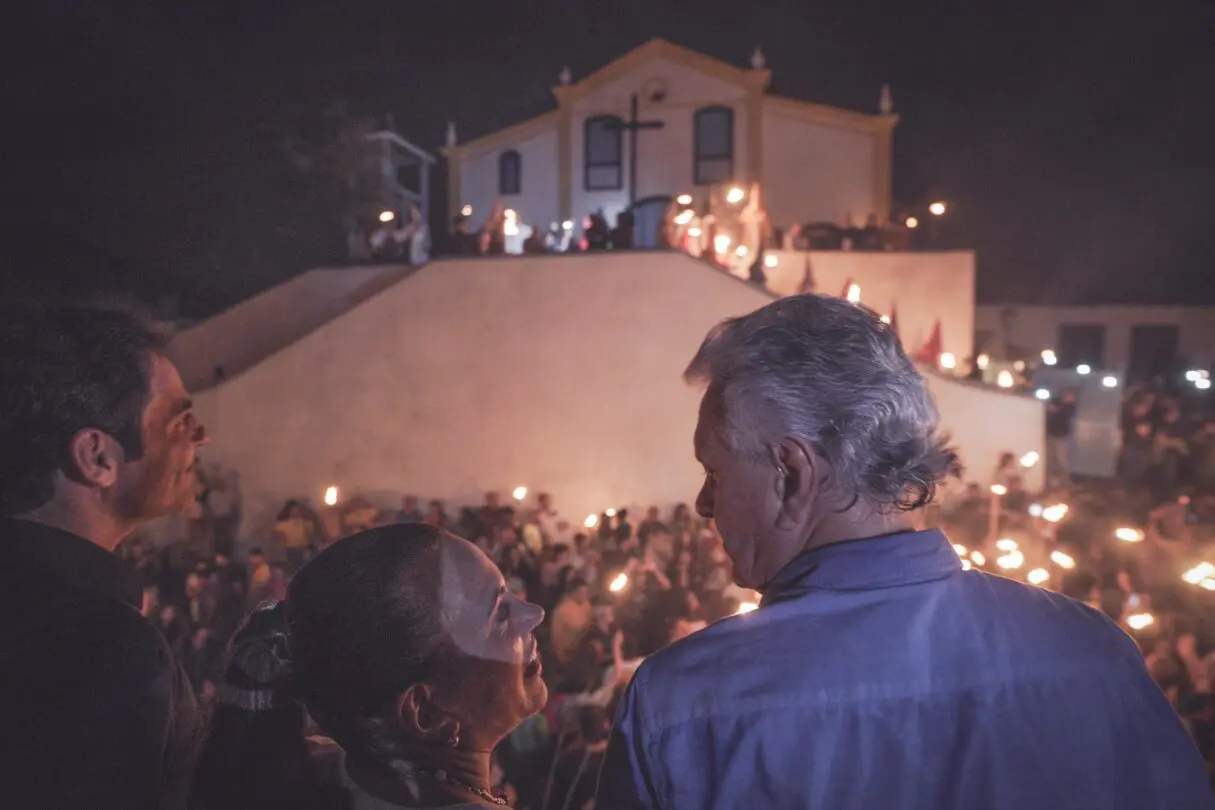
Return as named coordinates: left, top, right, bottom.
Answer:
left=1050, top=550, right=1076, bottom=570
left=996, top=370, right=1014, bottom=388
left=953, top=543, right=968, bottom=557
left=976, top=353, right=990, bottom=370
left=1126, top=612, right=1155, bottom=631
left=1041, top=349, right=1058, bottom=366
left=323, top=486, right=339, bottom=506
left=609, top=572, right=629, bottom=593
left=961, top=559, right=972, bottom=571
left=1201, top=579, right=1215, bottom=591
left=845, top=283, right=861, bottom=304
left=605, top=508, right=617, bottom=518
left=939, top=352, right=957, bottom=370
left=990, top=484, right=1008, bottom=496
left=1027, top=568, right=1050, bottom=585
left=905, top=216, right=919, bottom=229
left=714, top=234, right=732, bottom=255
left=735, top=245, right=749, bottom=258
left=1076, top=363, right=1092, bottom=376
left=970, top=550, right=986, bottom=566
left=996, top=550, right=1024, bottom=570
left=562, top=220, right=573, bottom=230
left=929, top=201, right=947, bottom=216
left=726, top=186, right=746, bottom=204
left=503, top=209, right=519, bottom=236
left=676, top=193, right=693, bottom=205
left=379, top=210, right=395, bottom=223
left=674, top=209, right=694, bottom=225
left=512, top=486, right=528, bottom=501
left=1020, top=451, right=1040, bottom=468
left=584, top=514, right=599, bottom=529
left=736, top=601, right=759, bottom=615
left=764, top=254, right=778, bottom=268
left=1028, top=503, right=1043, bottom=517
left=1041, top=503, right=1069, bottom=523
left=995, top=538, right=1018, bottom=552
left=688, top=226, right=702, bottom=238
left=1115, top=527, right=1144, bottom=543
left=1035, top=388, right=1051, bottom=401
left=1102, top=375, right=1118, bottom=388
left=1198, top=379, right=1212, bottom=391
left=879, top=314, right=891, bottom=324
left=1182, top=562, right=1215, bottom=585
left=461, top=205, right=473, bottom=217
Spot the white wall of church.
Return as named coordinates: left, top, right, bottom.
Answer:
left=179, top=252, right=1035, bottom=540
left=761, top=108, right=876, bottom=228
left=571, top=56, right=750, bottom=224
left=457, top=128, right=560, bottom=231
left=764, top=250, right=976, bottom=361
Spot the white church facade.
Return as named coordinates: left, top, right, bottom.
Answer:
left=443, top=38, right=897, bottom=241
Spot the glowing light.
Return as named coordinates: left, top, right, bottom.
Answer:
left=1029, top=503, right=1043, bottom=517
left=1041, top=503, right=1069, bottom=523
left=1013, top=360, right=1026, bottom=372
left=970, top=550, right=986, bottom=566
left=379, top=210, right=395, bottom=223
left=735, top=245, right=749, bottom=258
left=1198, top=379, right=1212, bottom=391
left=1126, top=612, right=1155, bottom=631
left=1185, top=369, right=1209, bottom=382
left=461, top=205, right=473, bottom=217
left=764, top=253, right=779, bottom=269
left=997, top=370, right=1015, bottom=388
left=1041, top=349, right=1058, bottom=366
left=735, top=601, right=758, bottom=615
left=726, top=186, right=746, bottom=204
left=676, top=193, right=693, bottom=206
left=1182, top=562, right=1215, bottom=584
left=961, top=559, right=972, bottom=571
left=1035, top=388, right=1051, bottom=400
left=605, top=508, right=617, bottom=518
left=845, top=283, right=862, bottom=304
left=1076, top=364, right=1091, bottom=376
left=674, top=209, right=694, bottom=226
left=995, top=538, right=1018, bottom=552
left=953, top=543, right=968, bottom=557
left=609, top=573, right=629, bottom=593
left=503, top=208, right=519, bottom=236
left=562, top=220, right=573, bottom=230
left=323, top=486, right=339, bottom=507
left=977, top=353, right=990, bottom=370
left=1020, top=451, right=1040, bottom=469
left=688, top=227, right=702, bottom=238
left=939, top=352, right=957, bottom=370
left=512, top=486, right=528, bottom=501
left=929, top=201, right=947, bottom=216
left=1027, top=568, right=1050, bottom=585
left=879, top=314, right=891, bottom=324
left=990, top=484, right=1008, bottom=496
left=1201, top=579, right=1215, bottom=591
left=1102, top=375, right=1118, bottom=388
left=996, top=550, right=1024, bottom=570
left=1115, top=527, right=1143, bottom=543
left=1050, top=550, right=1076, bottom=570
left=584, top=514, right=599, bottom=529
left=714, top=234, right=732, bottom=255
left=905, top=216, right=919, bottom=229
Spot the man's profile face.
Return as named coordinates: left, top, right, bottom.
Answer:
left=116, top=355, right=208, bottom=521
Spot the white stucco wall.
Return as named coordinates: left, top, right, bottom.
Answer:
left=761, top=107, right=876, bottom=228
left=175, top=252, right=1035, bottom=537
left=457, top=128, right=560, bottom=232
left=765, top=250, right=975, bottom=361
left=975, top=304, right=1215, bottom=370
left=571, top=55, right=750, bottom=224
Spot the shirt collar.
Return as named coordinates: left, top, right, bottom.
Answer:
left=0, top=517, right=142, bottom=609
left=761, top=528, right=960, bottom=603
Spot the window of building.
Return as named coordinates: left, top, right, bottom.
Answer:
left=498, top=150, right=521, bottom=196
left=693, top=106, right=734, bottom=185
left=1056, top=324, right=1107, bottom=369
left=584, top=115, right=623, bottom=191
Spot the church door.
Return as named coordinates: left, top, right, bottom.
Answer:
left=630, top=195, right=672, bottom=249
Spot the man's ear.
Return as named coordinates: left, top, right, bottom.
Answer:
left=67, top=428, right=122, bottom=488
left=395, top=682, right=461, bottom=746
left=772, top=436, right=820, bottom=529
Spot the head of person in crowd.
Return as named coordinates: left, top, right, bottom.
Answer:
left=0, top=303, right=209, bottom=550
left=684, top=294, right=960, bottom=590
left=192, top=523, right=547, bottom=809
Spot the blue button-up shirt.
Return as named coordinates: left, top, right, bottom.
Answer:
left=598, top=529, right=1214, bottom=809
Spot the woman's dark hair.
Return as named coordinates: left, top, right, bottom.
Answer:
left=190, top=524, right=450, bottom=807
left=0, top=303, right=167, bottom=516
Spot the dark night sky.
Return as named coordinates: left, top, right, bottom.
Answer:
left=2, top=0, right=1212, bottom=315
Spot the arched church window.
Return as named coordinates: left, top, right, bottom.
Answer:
left=498, top=150, right=522, bottom=196
left=693, top=106, right=734, bottom=185
left=584, top=115, right=624, bottom=191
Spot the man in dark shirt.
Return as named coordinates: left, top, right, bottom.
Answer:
left=1045, top=389, right=1078, bottom=489
left=0, top=303, right=210, bottom=809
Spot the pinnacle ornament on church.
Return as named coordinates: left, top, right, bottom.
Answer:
left=879, top=83, right=894, bottom=115
left=751, top=47, right=766, bottom=70
left=558, top=66, right=572, bottom=86
left=445, top=120, right=457, bottom=148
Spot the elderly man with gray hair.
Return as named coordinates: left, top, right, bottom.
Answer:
left=597, top=294, right=1212, bottom=810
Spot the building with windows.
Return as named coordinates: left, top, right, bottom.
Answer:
left=442, top=38, right=897, bottom=246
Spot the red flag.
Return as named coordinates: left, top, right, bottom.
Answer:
left=915, top=319, right=942, bottom=365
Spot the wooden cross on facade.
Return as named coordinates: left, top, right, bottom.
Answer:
left=607, top=93, right=665, bottom=206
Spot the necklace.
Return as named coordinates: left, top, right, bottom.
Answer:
left=389, top=763, right=508, bottom=806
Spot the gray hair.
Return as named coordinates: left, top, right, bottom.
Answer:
left=684, top=294, right=961, bottom=510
